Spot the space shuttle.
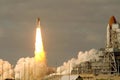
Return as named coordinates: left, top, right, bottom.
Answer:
left=37, top=18, right=40, bottom=28
left=106, top=16, right=120, bottom=48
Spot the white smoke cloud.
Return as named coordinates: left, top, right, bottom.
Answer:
left=14, top=57, right=47, bottom=80
left=0, top=49, right=100, bottom=79
left=57, top=49, right=99, bottom=75
left=0, top=59, right=14, bottom=80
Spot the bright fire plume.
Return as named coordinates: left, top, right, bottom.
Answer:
left=34, top=21, right=46, bottom=62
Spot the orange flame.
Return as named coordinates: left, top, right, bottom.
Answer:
left=34, top=24, right=46, bottom=62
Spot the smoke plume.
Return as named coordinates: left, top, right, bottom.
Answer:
left=57, top=49, right=99, bottom=75
left=14, top=57, right=47, bottom=80
left=0, top=49, right=100, bottom=79
left=0, top=59, right=14, bottom=80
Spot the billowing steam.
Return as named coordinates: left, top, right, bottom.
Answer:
left=14, top=57, right=47, bottom=80
left=0, top=49, right=100, bottom=79
left=0, top=59, right=14, bottom=80
left=57, top=49, right=99, bottom=75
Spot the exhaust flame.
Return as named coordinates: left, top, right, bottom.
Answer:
left=34, top=19, right=46, bottom=62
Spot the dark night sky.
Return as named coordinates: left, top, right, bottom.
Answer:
left=0, top=0, right=120, bottom=66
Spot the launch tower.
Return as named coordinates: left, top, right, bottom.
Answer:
left=103, top=16, right=120, bottom=74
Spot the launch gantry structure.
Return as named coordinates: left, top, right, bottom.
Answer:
left=102, top=16, right=120, bottom=74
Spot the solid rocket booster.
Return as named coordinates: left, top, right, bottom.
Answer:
left=107, top=16, right=117, bottom=47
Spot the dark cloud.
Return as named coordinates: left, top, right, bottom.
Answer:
left=0, top=0, right=120, bottom=66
